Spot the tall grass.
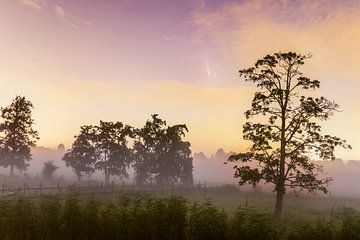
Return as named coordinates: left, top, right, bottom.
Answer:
left=0, top=195, right=359, bottom=239
left=189, top=200, right=227, bottom=240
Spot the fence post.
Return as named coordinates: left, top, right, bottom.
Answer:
left=57, top=183, right=60, bottom=195
left=23, top=183, right=26, bottom=195
left=2, top=184, right=4, bottom=195
left=39, top=182, right=42, bottom=196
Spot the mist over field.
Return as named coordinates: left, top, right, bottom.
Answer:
left=0, top=146, right=356, bottom=198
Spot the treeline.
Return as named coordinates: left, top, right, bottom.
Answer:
left=0, top=96, right=193, bottom=185
left=0, top=195, right=359, bottom=240
left=63, top=114, right=193, bottom=185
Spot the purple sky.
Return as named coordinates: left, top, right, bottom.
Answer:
left=0, top=0, right=359, bottom=159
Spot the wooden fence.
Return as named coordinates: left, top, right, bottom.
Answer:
left=0, top=181, right=216, bottom=200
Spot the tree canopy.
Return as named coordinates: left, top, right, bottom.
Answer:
left=63, top=121, right=133, bottom=184
left=63, top=115, right=193, bottom=185
left=133, top=114, right=193, bottom=185
left=62, top=125, right=98, bottom=181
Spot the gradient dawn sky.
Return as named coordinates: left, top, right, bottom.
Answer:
left=0, top=0, right=359, bottom=159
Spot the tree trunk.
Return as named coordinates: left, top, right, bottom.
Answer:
left=104, top=151, right=109, bottom=185
left=9, top=164, right=14, bottom=176
left=105, top=170, right=110, bottom=185
left=276, top=88, right=289, bottom=218
left=274, top=188, right=284, bottom=218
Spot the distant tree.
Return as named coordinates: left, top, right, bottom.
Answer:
left=57, top=143, right=65, bottom=152
left=0, top=96, right=39, bottom=175
left=62, top=125, right=97, bottom=181
left=133, top=114, right=193, bottom=185
left=63, top=122, right=133, bottom=184
left=228, top=52, right=351, bottom=217
left=42, top=160, right=59, bottom=179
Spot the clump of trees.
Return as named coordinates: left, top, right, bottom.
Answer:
left=62, top=121, right=133, bottom=184
left=229, top=52, right=351, bottom=217
left=63, top=114, right=193, bottom=185
left=0, top=96, right=193, bottom=185
left=0, top=96, right=39, bottom=175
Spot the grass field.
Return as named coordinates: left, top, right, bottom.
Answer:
left=1, top=186, right=360, bottom=239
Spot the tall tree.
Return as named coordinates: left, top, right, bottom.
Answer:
left=133, top=114, right=193, bottom=185
left=62, top=125, right=97, bottom=181
left=158, top=124, right=193, bottom=185
left=94, top=121, right=133, bottom=185
left=133, top=115, right=165, bottom=185
left=0, top=96, right=39, bottom=175
left=228, top=52, right=351, bottom=217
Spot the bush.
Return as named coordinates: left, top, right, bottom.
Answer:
left=229, top=206, right=279, bottom=240
left=189, top=200, right=228, bottom=240
left=285, top=219, right=336, bottom=240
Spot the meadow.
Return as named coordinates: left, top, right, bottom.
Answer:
left=1, top=186, right=360, bottom=240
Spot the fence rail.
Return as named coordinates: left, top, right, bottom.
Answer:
left=0, top=181, right=219, bottom=199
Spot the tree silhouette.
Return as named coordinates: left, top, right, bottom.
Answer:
left=228, top=52, right=351, bottom=217
left=132, top=115, right=165, bottom=185
left=159, top=124, right=193, bottom=185
left=94, top=121, right=133, bottom=185
left=0, top=96, right=39, bottom=175
left=133, top=114, right=193, bottom=185
left=62, top=125, right=97, bottom=181
left=42, top=160, right=59, bottom=180
left=63, top=121, right=133, bottom=184
left=57, top=143, right=65, bottom=152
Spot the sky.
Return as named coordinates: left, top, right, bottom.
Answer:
left=0, top=0, right=359, bottom=159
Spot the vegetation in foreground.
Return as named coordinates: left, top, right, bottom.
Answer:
left=0, top=194, right=360, bottom=240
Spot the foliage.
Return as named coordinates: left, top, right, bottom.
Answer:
left=39, top=196, right=62, bottom=239
left=229, top=206, right=279, bottom=240
left=63, top=115, right=193, bottom=185
left=228, top=52, right=351, bottom=217
left=63, top=125, right=97, bottom=181
left=0, top=195, right=359, bottom=239
left=63, top=121, right=133, bottom=184
left=42, top=160, right=59, bottom=179
left=189, top=200, right=228, bottom=240
left=0, top=96, right=39, bottom=175
left=133, top=114, right=193, bottom=185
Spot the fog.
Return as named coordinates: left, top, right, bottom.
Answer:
left=194, top=149, right=360, bottom=198
left=1, top=146, right=360, bottom=198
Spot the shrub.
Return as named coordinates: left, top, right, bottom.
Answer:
left=189, top=200, right=228, bottom=240
left=229, top=206, right=279, bottom=240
